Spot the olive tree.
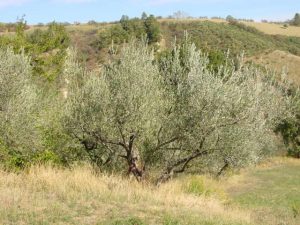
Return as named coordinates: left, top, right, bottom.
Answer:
left=155, top=39, right=291, bottom=182
left=63, top=43, right=165, bottom=179
left=63, top=38, right=292, bottom=182
left=0, top=48, right=38, bottom=161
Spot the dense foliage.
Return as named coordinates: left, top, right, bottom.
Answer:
left=62, top=37, right=292, bottom=182
left=92, top=14, right=160, bottom=52
left=70, top=19, right=300, bottom=71
left=275, top=90, right=300, bottom=158
left=0, top=20, right=30, bottom=33
left=0, top=49, right=39, bottom=169
left=0, top=20, right=69, bottom=81
left=291, top=13, right=300, bottom=26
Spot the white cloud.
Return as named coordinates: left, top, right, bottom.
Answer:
left=0, top=0, right=29, bottom=7
left=132, top=0, right=229, bottom=6
left=53, top=0, right=94, bottom=3
left=149, top=0, right=186, bottom=4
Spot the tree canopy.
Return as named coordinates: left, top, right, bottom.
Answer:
left=62, top=37, right=292, bottom=182
left=291, top=13, right=300, bottom=26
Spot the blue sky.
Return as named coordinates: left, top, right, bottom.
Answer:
left=0, top=0, right=299, bottom=24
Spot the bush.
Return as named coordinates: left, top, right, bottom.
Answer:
left=0, top=48, right=39, bottom=170
left=109, top=217, right=146, bottom=225
left=276, top=115, right=300, bottom=158
left=92, top=14, right=161, bottom=51
left=0, top=21, right=70, bottom=81
left=290, top=13, right=300, bottom=26
left=182, top=176, right=227, bottom=199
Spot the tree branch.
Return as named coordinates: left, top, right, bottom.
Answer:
left=155, top=136, right=179, bottom=151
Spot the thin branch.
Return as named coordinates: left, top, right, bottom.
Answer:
left=156, top=126, right=163, bottom=147
left=155, top=136, right=179, bottom=151
left=117, top=119, right=127, bottom=147
left=174, top=150, right=209, bottom=174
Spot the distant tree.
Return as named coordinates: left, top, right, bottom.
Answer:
left=27, top=22, right=70, bottom=80
left=211, top=16, right=223, bottom=20
left=226, top=15, right=236, bottom=22
left=61, top=22, right=71, bottom=26
left=141, top=12, right=148, bottom=20
left=173, top=11, right=189, bottom=19
left=120, top=15, right=130, bottom=31
left=15, top=16, right=27, bottom=39
left=144, top=15, right=161, bottom=43
left=291, top=13, right=300, bottom=26
left=93, top=24, right=129, bottom=50
left=88, top=20, right=97, bottom=25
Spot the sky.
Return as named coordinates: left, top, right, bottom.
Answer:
left=0, top=0, right=299, bottom=24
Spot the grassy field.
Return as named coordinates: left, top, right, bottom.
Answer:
left=242, top=21, right=300, bottom=37
left=225, top=158, right=300, bottom=225
left=0, top=166, right=250, bottom=225
left=247, top=50, right=300, bottom=85
left=0, top=158, right=299, bottom=225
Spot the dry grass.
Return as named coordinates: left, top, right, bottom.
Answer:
left=247, top=50, right=300, bottom=85
left=0, top=165, right=250, bottom=225
left=0, top=158, right=299, bottom=224
left=242, top=21, right=300, bottom=37
left=158, top=18, right=226, bottom=24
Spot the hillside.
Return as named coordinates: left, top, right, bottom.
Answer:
left=65, top=20, right=300, bottom=84
left=159, top=20, right=300, bottom=55
left=2, top=19, right=300, bottom=82
left=158, top=19, right=300, bottom=37
left=247, top=50, right=300, bottom=84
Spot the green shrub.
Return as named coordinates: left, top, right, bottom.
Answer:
left=163, top=215, right=180, bottom=225
left=5, top=154, right=27, bottom=171
left=292, top=202, right=300, bottom=218
left=92, top=14, right=161, bottom=52
left=0, top=21, right=70, bottom=81
left=275, top=110, right=300, bottom=159
left=182, top=176, right=227, bottom=199
left=32, top=150, right=61, bottom=165
left=103, top=217, right=146, bottom=225
left=184, top=177, right=208, bottom=196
